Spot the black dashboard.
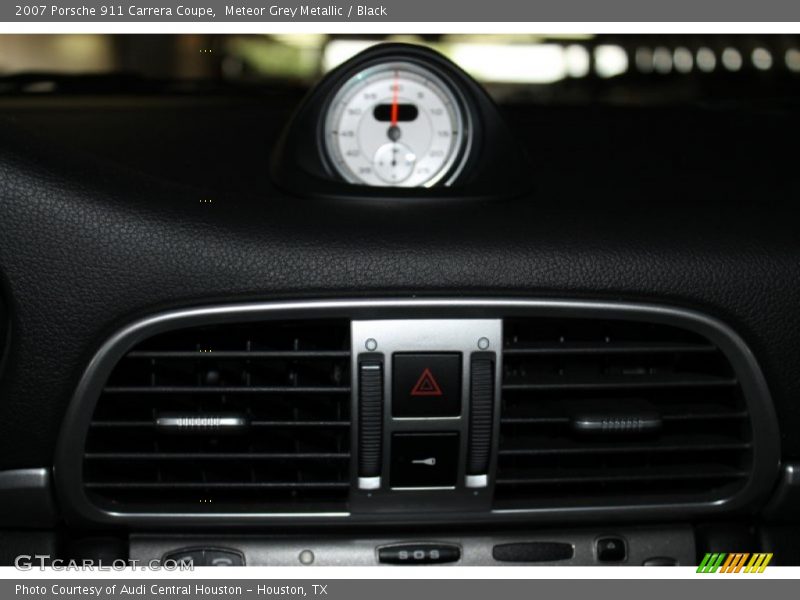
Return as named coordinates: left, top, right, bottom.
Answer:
left=1, top=42, right=800, bottom=566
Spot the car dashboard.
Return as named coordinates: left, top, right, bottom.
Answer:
left=0, top=42, right=799, bottom=567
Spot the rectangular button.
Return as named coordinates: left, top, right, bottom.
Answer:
left=390, top=432, right=459, bottom=488
left=379, top=544, right=461, bottom=564
left=392, top=353, right=461, bottom=417
left=493, top=542, right=574, bottom=563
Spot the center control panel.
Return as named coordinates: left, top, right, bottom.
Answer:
left=350, top=319, right=502, bottom=513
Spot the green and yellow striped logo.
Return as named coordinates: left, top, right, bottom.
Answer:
left=697, top=553, right=773, bottom=573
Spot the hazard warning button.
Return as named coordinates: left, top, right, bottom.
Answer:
left=392, top=353, right=462, bottom=418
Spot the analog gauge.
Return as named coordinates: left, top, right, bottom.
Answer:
left=323, top=61, right=470, bottom=187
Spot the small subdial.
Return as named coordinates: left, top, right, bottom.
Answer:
left=374, top=142, right=417, bottom=183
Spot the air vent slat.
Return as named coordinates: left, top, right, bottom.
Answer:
left=503, top=374, right=737, bottom=392
left=496, top=466, right=749, bottom=486
left=82, top=319, right=352, bottom=513
left=90, top=420, right=350, bottom=428
left=501, top=410, right=748, bottom=426
left=85, top=452, right=350, bottom=460
left=85, top=481, right=350, bottom=490
left=102, top=386, right=350, bottom=394
left=126, top=350, right=350, bottom=359
left=499, top=439, right=751, bottom=456
left=501, top=417, right=571, bottom=425
left=497, top=316, right=755, bottom=508
left=664, top=411, right=749, bottom=421
left=503, top=342, right=716, bottom=356
left=250, top=420, right=350, bottom=427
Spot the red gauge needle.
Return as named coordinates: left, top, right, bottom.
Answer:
left=390, top=71, right=399, bottom=126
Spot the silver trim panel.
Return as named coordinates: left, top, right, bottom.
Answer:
left=350, top=319, right=500, bottom=511
left=130, top=525, right=696, bottom=566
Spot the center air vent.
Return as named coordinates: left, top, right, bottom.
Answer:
left=82, top=319, right=352, bottom=513
left=496, top=318, right=756, bottom=509
left=61, top=299, right=778, bottom=525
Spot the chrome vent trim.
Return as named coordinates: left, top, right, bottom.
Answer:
left=55, top=299, right=780, bottom=527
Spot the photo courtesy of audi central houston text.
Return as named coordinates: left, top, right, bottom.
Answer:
left=1, top=33, right=800, bottom=568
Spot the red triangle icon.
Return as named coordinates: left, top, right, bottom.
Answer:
left=410, top=368, right=443, bottom=397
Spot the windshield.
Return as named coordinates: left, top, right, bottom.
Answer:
left=1, top=34, right=799, bottom=106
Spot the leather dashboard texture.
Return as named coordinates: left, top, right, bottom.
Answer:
left=0, top=94, right=799, bottom=473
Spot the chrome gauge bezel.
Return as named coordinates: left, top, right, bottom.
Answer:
left=322, top=59, right=473, bottom=188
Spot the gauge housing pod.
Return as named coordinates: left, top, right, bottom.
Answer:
left=270, top=43, right=531, bottom=201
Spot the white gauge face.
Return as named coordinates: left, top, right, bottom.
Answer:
left=323, top=61, right=470, bottom=187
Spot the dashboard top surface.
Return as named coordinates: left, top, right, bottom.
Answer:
left=0, top=92, right=799, bottom=476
